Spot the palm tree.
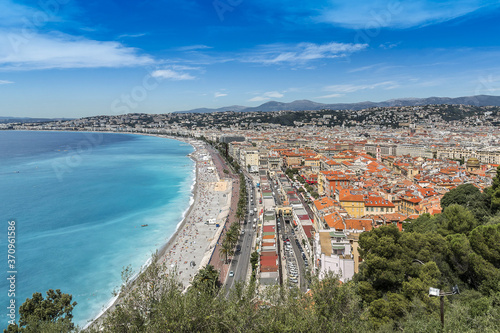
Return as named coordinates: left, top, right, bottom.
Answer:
left=192, top=265, right=220, bottom=294
left=227, top=224, right=240, bottom=246
left=219, top=238, right=234, bottom=264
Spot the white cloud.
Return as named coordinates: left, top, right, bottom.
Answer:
left=176, top=45, right=213, bottom=52
left=118, top=33, right=147, bottom=39
left=317, top=93, right=344, bottom=99
left=214, top=92, right=227, bottom=98
left=317, top=0, right=500, bottom=29
left=243, top=42, right=367, bottom=65
left=248, top=91, right=284, bottom=102
left=0, top=31, right=154, bottom=70
left=379, top=42, right=400, bottom=49
left=324, top=81, right=399, bottom=93
left=151, top=69, right=195, bottom=80
left=0, top=80, right=13, bottom=84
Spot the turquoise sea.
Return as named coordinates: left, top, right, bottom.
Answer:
left=0, top=131, right=194, bottom=328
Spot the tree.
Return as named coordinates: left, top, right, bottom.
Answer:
left=491, top=166, right=500, bottom=212
left=250, top=251, right=259, bottom=273
left=191, top=265, right=220, bottom=295
left=219, top=238, right=234, bottom=264
left=445, top=231, right=500, bottom=294
left=442, top=204, right=478, bottom=235
left=441, top=184, right=491, bottom=222
left=5, top=289, right=77, bottom=333
left=441, top=183, right=481, bottom=209
left=469, top=224, right=500, bottom=269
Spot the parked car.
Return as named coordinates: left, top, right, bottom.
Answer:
left=229, top=271, right=234, bottom=277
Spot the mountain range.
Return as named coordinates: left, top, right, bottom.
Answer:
left=174, top=95, right=500, bottom=114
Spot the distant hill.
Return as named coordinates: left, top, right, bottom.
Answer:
left=0, top=116, right=73, bottom=124
left=174, top=105, right=246, bottom=114
left=174, top=95, right=500, bottom=113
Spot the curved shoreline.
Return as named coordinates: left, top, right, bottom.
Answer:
left=3, top=130, right=227, bottom=330
left=82, top=135, right=199, bottom=329
left=85, top=135, right=231, bottom=330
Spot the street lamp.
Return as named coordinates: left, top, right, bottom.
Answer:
left=413, top=259, right=460, bottom=328
left=429, top=285, right=460, bottom=328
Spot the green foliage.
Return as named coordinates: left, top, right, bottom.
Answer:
left=309, top=274, right=363, bottom=332
left=469, top=224, right=500, bottom=268
left=441, top=184, right=492, bottom=223
left=491, top=166, right=500, bottom=212
left=441, top=184, right=481, bottom=209
left=446, top=233, right=500, bottom=293
left=442, top=204, right=478, bottom=235
left=250, top=251, right=259, bottom=272
left=191, top=265, right=220, bottom=295
left=5, top=289, right=77, bottom=333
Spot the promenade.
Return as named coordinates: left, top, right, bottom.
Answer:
left=206, top=147, right=240, bottom=284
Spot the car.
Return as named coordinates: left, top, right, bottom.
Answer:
left=290, top=278, right=298, bottom=283
left=229, top=271, right=234, bottom=277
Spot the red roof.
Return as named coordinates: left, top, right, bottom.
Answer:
left=263, top=226, right=275, bottom=232
left=302, top=225, right=315, bottom=239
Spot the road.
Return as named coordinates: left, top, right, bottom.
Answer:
left=224, top=173, right=256, bottom=295
left=282, top=221, right=308, bottom=291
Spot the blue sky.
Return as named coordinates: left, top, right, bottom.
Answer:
left=1, top=0, right=500, bottom=117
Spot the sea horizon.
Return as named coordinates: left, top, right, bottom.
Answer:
left=0, top=130, right=195, bottom=328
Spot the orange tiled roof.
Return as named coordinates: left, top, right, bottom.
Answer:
left=324, top=212, right=343, bottom=229
left=344, top=218, right=373, bottom=231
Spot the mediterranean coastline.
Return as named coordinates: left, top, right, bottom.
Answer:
left=0, top=130, right=226, bottom=328
left=81, top=133, right=234, bottom=329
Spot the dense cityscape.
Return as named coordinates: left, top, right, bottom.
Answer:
left=3, top=101, right=500, bottom=332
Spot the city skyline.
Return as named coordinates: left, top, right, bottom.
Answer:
left=1, top=0, right=500, bottom=117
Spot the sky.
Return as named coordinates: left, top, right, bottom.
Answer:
left=1, top=0, right=500, bottom=118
